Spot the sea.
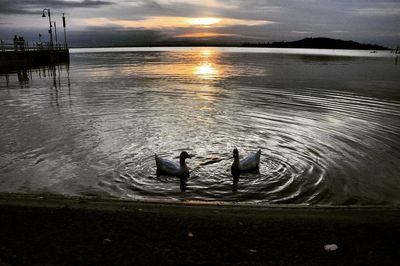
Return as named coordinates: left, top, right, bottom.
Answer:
left=1, top=47, right=399, bottom=205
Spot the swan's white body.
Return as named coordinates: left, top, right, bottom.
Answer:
left=239, top=150, right=261, bottom=171
left=231, top=149, right=261, bottom=179
left=155, top=151, right=191, bottom=179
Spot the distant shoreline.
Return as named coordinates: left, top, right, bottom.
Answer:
left=243, top=37, right=390, bottom=50
left=67, top=37, right=392, bottom=50
left=68, top=44, right=392, bottom=51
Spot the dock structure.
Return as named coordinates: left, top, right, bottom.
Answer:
left=1, top=9, right=70, bottom=71
left=0, top=41, right=69, bottom=71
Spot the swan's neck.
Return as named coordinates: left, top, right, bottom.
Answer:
left=180, top=158, right=187, bottom=166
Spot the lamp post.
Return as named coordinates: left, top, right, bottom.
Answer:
left=62, top=13, right=68, bottom=48
left=42, top=8, right=53, bottom=49
left=52, top=21, right=58, bottom=46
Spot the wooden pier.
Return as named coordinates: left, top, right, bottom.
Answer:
left=0, top=42, right=69, bottom=71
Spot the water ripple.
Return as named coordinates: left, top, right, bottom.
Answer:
left=1, top=48, right=399, bottom=205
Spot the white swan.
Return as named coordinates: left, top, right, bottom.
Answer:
left=155, top=151, right=192, bottom=179
left=231, top=148, right=261, bottom=180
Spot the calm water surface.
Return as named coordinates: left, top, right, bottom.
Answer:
left=1, top=47, right=399, bottom=205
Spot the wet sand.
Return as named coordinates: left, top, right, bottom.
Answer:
left=0, top=193, right=399, bottom=265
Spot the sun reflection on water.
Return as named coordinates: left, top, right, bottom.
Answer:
left=114, top=48, right=225, bottom=81
left=193, top=48, right=221, bottom=79
left=194, top=63, right=218, bottom=77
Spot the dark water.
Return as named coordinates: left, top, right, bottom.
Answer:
left=1, top=47, right=399, bottom=205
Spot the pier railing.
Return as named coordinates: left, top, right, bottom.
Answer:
left=0, top=40, right=69, bottom=71
left=0, top=41, right=67, bottom=52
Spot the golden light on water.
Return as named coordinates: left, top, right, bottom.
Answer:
left=193, top=48, right=220, bottom=79
left=194, top=64, right=217, bottom=76
left=116, top=48, right=224, bottom=84
left=201, top=49, right=212, bottom=57
left=193, top=48, right=222, bottom=102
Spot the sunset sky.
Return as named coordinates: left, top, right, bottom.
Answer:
left=0, top=0, right=399, bottom=47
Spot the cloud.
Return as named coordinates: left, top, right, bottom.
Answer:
left=1, top=0, right=399, bottom=47
left=354, top=7, right=400, bottom=16
left=0, top=0, right=114, bottom=15
left=95, top=0, right=282, bottom=22
left=330, top=30, right=348, bottom=33
left=291, top=31, right=313, bottom=34
left=66, top=27, right=163, bottom=46
left=175, top=32, right=238, bottom=38
left=78, top=16, right=272, bottom=29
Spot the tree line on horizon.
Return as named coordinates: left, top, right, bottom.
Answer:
left=242, top=37, right=390, bottom=50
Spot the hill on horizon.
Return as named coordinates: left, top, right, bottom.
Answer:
left=242, top=37, right=390, bottom=50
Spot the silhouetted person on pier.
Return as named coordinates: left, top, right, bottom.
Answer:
left=18, top=37, right=25, bottom=51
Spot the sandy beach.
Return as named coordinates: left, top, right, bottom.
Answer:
left=0, top=193, right=399, bottom=265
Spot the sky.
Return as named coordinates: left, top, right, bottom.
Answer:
left=0, top=0, right=399, bottom=47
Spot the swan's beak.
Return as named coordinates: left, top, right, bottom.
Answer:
left=187, top=154, right=192, bottom=159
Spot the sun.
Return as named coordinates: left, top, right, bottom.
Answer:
left=190, top=17, right=221, bottom=26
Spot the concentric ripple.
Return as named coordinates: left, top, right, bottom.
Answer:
left=0, top=47, right=399, bottom=205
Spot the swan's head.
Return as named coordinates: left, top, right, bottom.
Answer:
left=233, top=148, right=239, bottom=159
left=180, top=151, right=192, bottom=164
